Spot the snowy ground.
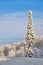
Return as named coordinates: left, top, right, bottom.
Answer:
left=0, top=57, right=10, bottom=61
left=0, top=57, right=43, bottom=65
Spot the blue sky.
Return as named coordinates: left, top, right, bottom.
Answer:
left=0, top=0, right=43, bottom=14
left=0, top=0, right=43, bottom=38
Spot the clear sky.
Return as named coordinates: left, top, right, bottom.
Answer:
left=0, top=0, right=43, bottom=14
left=0, top=0, right=43, bottom=38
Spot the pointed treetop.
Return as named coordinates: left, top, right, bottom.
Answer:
left=29, top=10, right=32, bottom=15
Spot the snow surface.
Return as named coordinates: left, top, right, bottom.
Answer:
left=0, top=57, right=43, bottom=65
left=0, top=57, right=10, bottom=61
